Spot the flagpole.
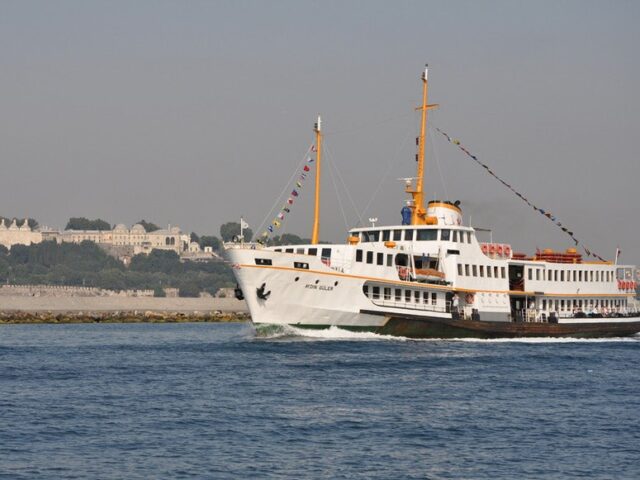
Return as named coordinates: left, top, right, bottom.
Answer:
left=240, top=217, right=244, bottom=243
left=311, top=116, right=322, bottom=245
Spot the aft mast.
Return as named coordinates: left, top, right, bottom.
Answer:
left=407, top=65, right=439, bottom=225
left=311, top=115, right=323, bottom=244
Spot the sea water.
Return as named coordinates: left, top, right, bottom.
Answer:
left=1, top=323, right=639, bottom=479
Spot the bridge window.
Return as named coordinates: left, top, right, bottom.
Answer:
left=382, top=230, right=391, bottom=241
left=417, top=229, right=437, bottom=241
left=440, top=229, right=451, bottom=241
left=386, top=254, right=393, bottom=267
left=308, top=248, right=317, bottom=256
left=393, top=230, right=402, bottom=241
left=384, top=287, right=391, bottom=300
left=356, top=249, right=363, bottom=262
left=395, top=288, right=402, bottom=301
left=377, top=253, right=384, bottom=265
left=366, top=251, right=373, bottom=264
left=458, top=264, right=463, bottom=276
left=363, top=231, right=379, bottom=242
left=404, top=230, right=415, bottom=241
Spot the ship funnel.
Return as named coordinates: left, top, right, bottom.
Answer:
left=426, top=200, right=462, bottom=226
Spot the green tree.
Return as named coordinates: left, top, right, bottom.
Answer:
left=0, top=217, right=39, bottom=229
left=66, top=217, right=111, bottom=231
left=137, top=219, right=160, bottom=232
left=199, top=235, right=222, bottom=251
left=153, top=285, right=167, bottom=297
left=190, top=232, right=200, bottom=243
left=220, top=222, right=252, bottom=242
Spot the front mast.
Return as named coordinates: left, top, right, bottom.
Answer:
left=311, top=115, right=323, bottom=244
left=408, top=65, right=439, bottom=225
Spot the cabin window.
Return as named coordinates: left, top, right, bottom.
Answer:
left=395, top=288, right=402, bottom=301
left=365, top=231, right=380, bottom=243
left=404, top=229, right=415, bottom=241
left=553, top=270, right=558, bottom=282
left=286, top=248, right=294, bottom=253
left=501, top=267, right=506, bottom=278
left=573, top=271, right=577, bottom=282
left=431, top=292, right=437, bottom=305
left=465, top=264, right=470, bottom=276
left=579, top=271, right=582, bottom=282
left=487, top=266, right=492, bottom=278
left=294, top=262, right=309, bottom=269
left=386, top=254, right=393, bottom=267
left=472, top=265, right=478, bottom=277
left=494, top=266, right=499, bottom=278
left=480, top=265, right=485, bottom=277
left=536, top=269, right=541, bottom=281
left=466, top=232, right=472, bottom=243
left=274, top=248, right=282, bottom=252
left=363, top=285, right=369, bottom=297
left=590, top=271, right=594, bottom=282
left=528, top=269, right=533, bottom=281
left=372, top=286, right=380, bottom=299
left=384, top=287, right=391, bottom=300
left=458, top=264, right=463, bottom=275
left=405, top=290, right=411, bottom=302
left=393, top=230, right=402, bottom=241
left=417, top=229, right=437, bottom=241
left=414, top=291, right=420, bottom=303
left=308, top=248, right=318, bottom=256
left=377, top=252, right=384, bottom=265
left=440, top=229, right=451, bottom=241
left=423, top=291, right=429, bottom=304
left=382, top=230, right=391, bottom=242
left=366, top=251, right=373, bottom=264
left=255, top=258, right=273, bottom=266
left=356, top=249, right=363, bottom=262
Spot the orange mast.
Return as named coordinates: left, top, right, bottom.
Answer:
left=311, top=115, right=322, bottom=244
left=407, top=65, right=439, bottom=225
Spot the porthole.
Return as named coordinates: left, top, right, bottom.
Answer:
left=315, top=279, right=320, bottom=285
left=334, top=281, right=339, bottom=286
left=294, top=277, right=299, bottom=282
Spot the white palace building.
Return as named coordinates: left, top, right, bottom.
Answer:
left=0, top=218, right=190, bottom=255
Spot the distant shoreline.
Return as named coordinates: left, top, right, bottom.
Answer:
left=0, top=295, right=250, bottom=324
left=0, top=311, right=250, bottom=324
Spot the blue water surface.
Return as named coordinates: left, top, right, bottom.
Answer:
left=1, top=322, right=639, bottom=479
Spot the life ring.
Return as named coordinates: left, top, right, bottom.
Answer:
left=504, top=245, right=512, bottom=257
left=618, top=280, right=624, bottom=290
left=496, top=244, right=504, bottom=256
left=465, top=293, right=475, bottom=304
left=481, top=244, right=489, bottom=254
left=488, top=244, right=496, bottom=255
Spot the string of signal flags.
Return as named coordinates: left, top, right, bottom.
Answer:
left=434, top=127, right=607, bottom=262
left=257, top=144, right=317, bottom=244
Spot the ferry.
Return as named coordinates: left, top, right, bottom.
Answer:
left=225, top=67, right=640, bottom=338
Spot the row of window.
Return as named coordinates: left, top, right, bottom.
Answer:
left=457, top=263, right=507, bottom=279
left=363, top=285, right=439, bottom=305
left=541, top=298, right=628, bottom=312
left=527, top=267, right=614, bottom=283
left=274, top=247, right=332, bottom=258
left=356, top=229, right=473, bottom=244
left=355, top=250, right=394, bottom=267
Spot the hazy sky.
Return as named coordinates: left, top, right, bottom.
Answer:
left=1, top=1, right=639, bottom=263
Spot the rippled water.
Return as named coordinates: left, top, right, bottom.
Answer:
left=1, top=323, right=639, bottom=479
